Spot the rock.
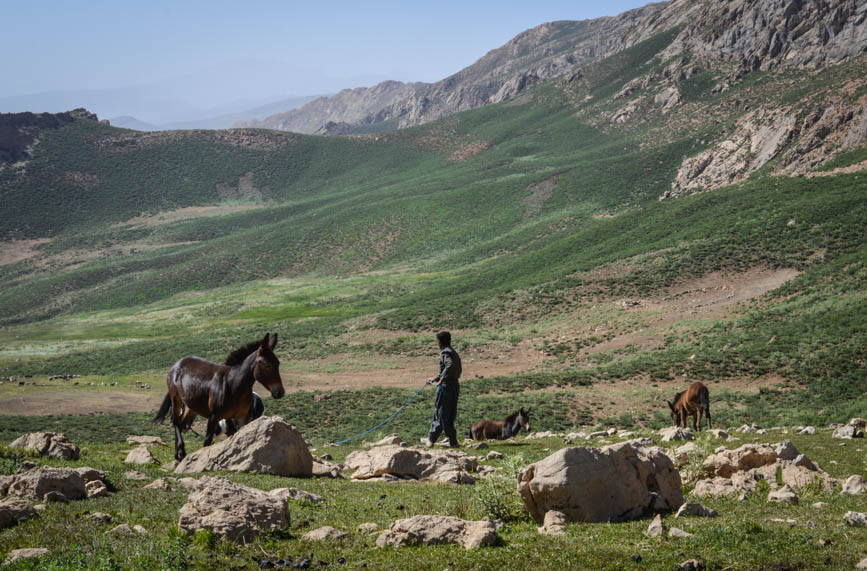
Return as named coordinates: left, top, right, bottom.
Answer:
left=177, top=477, right=201, bottom=490
left=708, top=429, right=730, bottom=440
left=768, top=485, right=798, bottom=504
left=125, top=446, right=159, bottom=465
left=3, top=548, right=49, bottom=564
left=646, top=514, right=664, bottom=538
left=175, top=417, right=313, bottom=477
left=358, top=522, right=379, bottom=533
left=85, top=480, right=109, bottom=498
left=133, top=524, right=148, bottom=534
left=675, top=503, right=719, bottom=518
left=106, top=524, right=136, bottom=536
left=486, top=451, right=505, bottom=461
left=44, top=491, right=68, bottom=503
left=674, top=442, right=697, bottom=463
left=345, top=445, right=477, bottom=484
left=0, top=497, right=37, bottom=529
left=812, top=502, right=828, bottom=509
left=91, top=512, right=112, bottom=523
left=518, top=441, right=683, bottom=524
left=842, top=475, right=867, bottom=495
left=524, top=431, right=560, bottom=440
left=564, top=432, right=588, bottom=443
left=857, top=557, right=867, bottom=569
left=177, top=477, right=289, bottom=542
left=143, top=478, right=171, bottom=491
left=302, top=526, right=347, bottom=541
left=658, top=427, right=694, bottom=442
left=375, top=515, right=499, bottom=549
left=677, top=559, right=705, bottom=571
left=538, top=510, right=568, bottom=537
left=365, top=434, right=404, bottom=448
left=126, top=435, right=164, bottom=446
left=268, top=487, right=325, bottom=505
left=124, top=471, right=148, bottom=480
left=851, top=418, right=867, bottom=429
left=845, top=511, right=867, bottom=527
left=6, top=467, right=86, bottom=500
left=668, top=527, right=693, bottom=538
left=311, top=461, right=344, bottom=479
left=832, top=425, right=863, bottom=439
left=797, top=426, right=816, bottom=435
left=655, top=86, right=681, bottom=112
left=469, top=442, right=489, bottom=450
left=74, top=467, right=106, bottom=484
left=9, top=432, right=80, bottom=460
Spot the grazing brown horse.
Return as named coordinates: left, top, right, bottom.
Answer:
left=153, top=333, right=285, bottom=461
left=667, top=381, right=711, bottom=431
left=468, top=408, right=531, bottom=440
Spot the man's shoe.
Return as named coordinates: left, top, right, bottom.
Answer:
left=420, top=438, right=434, bottom=447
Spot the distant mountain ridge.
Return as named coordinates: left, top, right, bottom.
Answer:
left=246, top=0, right=867, bottom=135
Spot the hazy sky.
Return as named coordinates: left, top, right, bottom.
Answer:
left=4, top=0, right=652, bottom=97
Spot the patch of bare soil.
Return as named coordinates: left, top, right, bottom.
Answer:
left=0, top=239, right=50, bottom=266
left=116, top=205, right=266, bottom=228
left=0, top=389, right=160, bottom=416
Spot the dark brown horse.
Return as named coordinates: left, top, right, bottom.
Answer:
left=468, top=408, right=531, bottom=440
left=153, top=333, right=285, bottom=461
left=667, top=381, right=711, bottom=431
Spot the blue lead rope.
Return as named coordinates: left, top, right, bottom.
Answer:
left=331, top=382, right=430, bottom=446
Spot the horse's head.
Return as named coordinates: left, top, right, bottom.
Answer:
left=253, top=333, right=285, bottom=399
left=518, top=407, right=531, bottom=432
left=667, top=399, right=681, bottom=426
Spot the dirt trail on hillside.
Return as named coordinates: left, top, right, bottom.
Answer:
left=0, top=389, right=159, bottom=416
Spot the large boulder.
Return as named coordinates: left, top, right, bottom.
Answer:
left=375, top=515, right=499, bottom=549
left=175, top=416, right=313, bottom=477
left=658, top=427, right=695, bottom=442
left=177, top=477, right=289, bottom=542
left=517, top=441, right=683, bottom=524
left=9, top=432, right=79, bottom=460
left=6, top=467, right=86, bottom=501
left=0, top=497, right=37, bottom=529
left=832, top=424, right=863, bottom=439
left=125, top=446, right=159, bottom=465
left=345, top=445, right=477, bottom=484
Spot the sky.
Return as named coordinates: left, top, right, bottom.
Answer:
left=1, top=0, right=653, bottom=123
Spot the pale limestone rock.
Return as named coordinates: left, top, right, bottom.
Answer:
left=9, top=432, right=79, bottom=460
left=675, top=503, right=718, bottom=518
left=302, top=526, right=347, bottom=541
left=375, top=515, right=498, bottom=549
left=125, top=446, right=159, bottom=465
left=0, top=497, right=37, bottom=529
left=346, top=445, right=477, bottom=484
left=538, top=510, right=568, bottom=536
left=646, top=514, right=664, bottom=538
left=3, top=548, right=49, bottom=564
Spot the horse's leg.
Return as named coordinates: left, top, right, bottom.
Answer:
left=203, top=415, right=219, bottom=447
left=226, top=410, right=250, bottom=438
left=174, top=407, right=197, bottom=461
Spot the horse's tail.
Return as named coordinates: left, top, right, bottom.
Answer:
left=152, top=393, right=172, bottom=424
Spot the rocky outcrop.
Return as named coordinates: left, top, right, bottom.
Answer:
left=5, top=466, right=88, bottom=501
left=345, top=445, right=477, bottom=484
left=375, top=515, right=499, bottom=549
left=517, top=441, right=683, bottom=524
left=174, top=416, right=313, bottom=477
left=0, top=497, right=37, bottom=529
left=693, top=440, right=835, bottom=497
left=9, top=432, right=80, bottom=460
left=177, top=477, right=289, bottom=542
left=662, top=0, right=867, bottom=71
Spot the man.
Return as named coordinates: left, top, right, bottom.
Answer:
left=422, top=331, right=462, bottom=448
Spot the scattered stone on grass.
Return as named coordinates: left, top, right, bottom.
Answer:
left=469, top=442, right=489, bottom=450
left=675, top=503, right=719, bottom=518
left=175, top=417, right=313, bottom=477
left=845, top=511, right=867, bottom=527
left=812, top=502, right=828, bottom=509
left=365, top=434, right=404, bottom=448
left=524, top=431, right=560, bottom=440
left=538, top=510, right=568, bottom=536
left=519, top=441, right=682, bottom=524
left=375, top=515, right=499, bottom=549
left=9, top=432, right=80, bottom=460
left=486, top=451, right=504, bottom=461
left=91, top=512, right=112, bottom=523
left=708, top=429, right=731, bottom=440
left=3, top=548, right=49, bottom=565
left=358, top=522, right=379, bottom=533
left=676, top=559, right=706, bottom=571
left=85, top=480, right=109, bottom=498
left=143, top=478, right=171, bottom=491
left=0, top=497, right=37, bottom=529
left=768, top=485, right=798, bottom=504
left=126, top=435, right=164, bottom=447
left=646, top=514, right=664, bottom=538
left=268, top=487, right=325, bottom=505
left=659, top=427, right=695, bottom=442
left=302, top=526, right=347, bottom=541
left=105, top=524, right=141, bottom=536
left=842, top=475, right=867, bottom=495
left=797, top=426, right=816, bottom=435
left=832, top=424, right=863, bottom=439
left=668, top=527, right=693, bottom=538
left=6, top=467, right=86, bottom=501
left=346, top=445, right=477, bottom=484
left=856, top=557, right=867, bottom=568
left=125, top=446, right=159, bottom=465
left=124, top=471, right=148, bottom=481
left=177, top=476, right=289, bottom=542
left=674, top=442, right=697, bottom=464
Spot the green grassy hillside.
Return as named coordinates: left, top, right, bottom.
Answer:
left=1, top=28, right=866, bottom=428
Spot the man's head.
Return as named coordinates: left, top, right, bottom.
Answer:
left=436, top=331, right=451, bottom=349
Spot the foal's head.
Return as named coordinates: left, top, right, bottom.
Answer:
left=253, top=333, right=285, bottom=399
left=667, top=391, right=683, bottom=426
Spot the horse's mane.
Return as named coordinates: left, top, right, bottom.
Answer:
left=504, top=410, right=521, bottom=423
left=672, top=391, right=684, bottom=404
left=224, top=340, right=262, bottom=366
